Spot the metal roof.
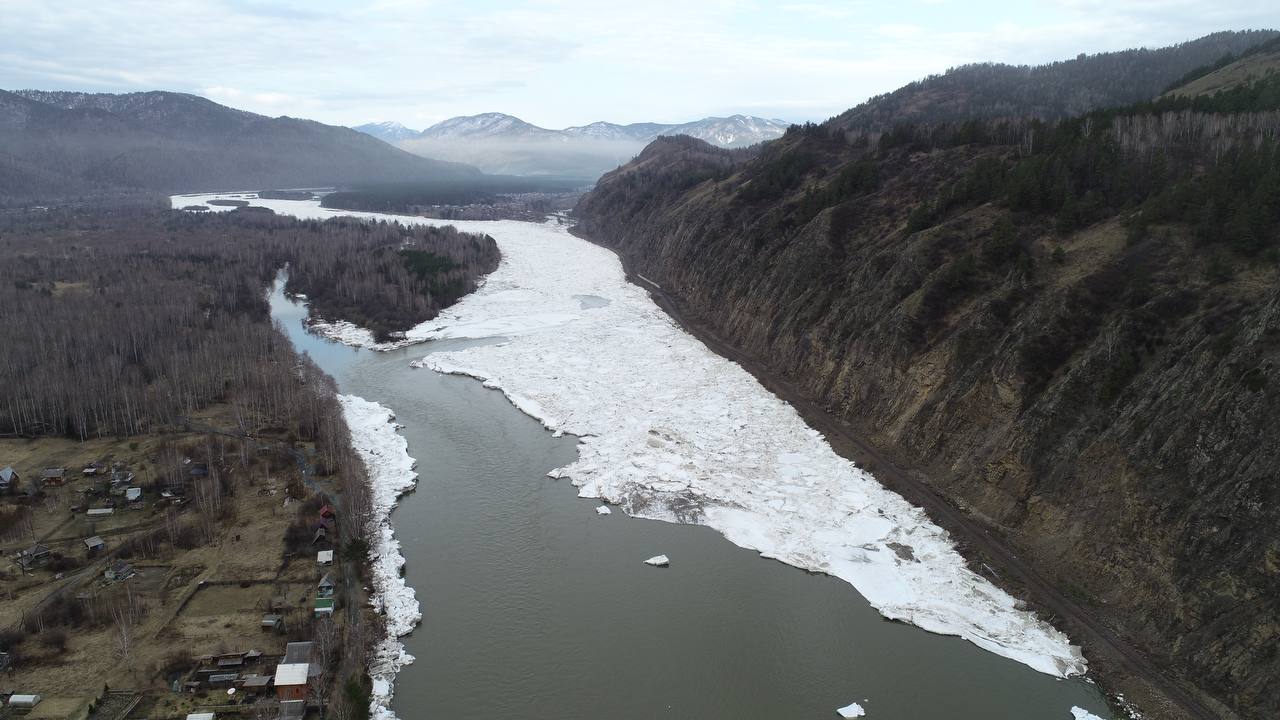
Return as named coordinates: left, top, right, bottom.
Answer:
left=274, top=663, right=309, bottom=686
left=283, top=642, right=312, bottom=664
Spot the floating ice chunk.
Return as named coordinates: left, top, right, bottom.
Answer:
left=596, top=505, right=612, bottom=515
left=837, top=701, right=866, bottom=717
left=644, top=555, right=670, bottom=567
left=1070, top=708, right=1106, bottom=720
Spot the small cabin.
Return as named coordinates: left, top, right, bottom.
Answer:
left=40, top=467, right=66, bottom=486
left=316, top=573, right=335, bottom=598
left=260, top=614, right=284, bottom=633
left=316, top=550, right=333, bottom=566
left=274, top=663, right=310, bottom=702
left=240, top=674, right=271, bottom=696
left=313, top=598, right=334, bottom=618
left=83, top=536, right=107, bottom=556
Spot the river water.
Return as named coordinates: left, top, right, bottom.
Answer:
left=242, top=197, right=1115, bottom=719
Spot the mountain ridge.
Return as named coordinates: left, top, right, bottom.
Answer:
left=0, top=89, right=481, bottom=201
left=375, top=112, right=789, bottom=177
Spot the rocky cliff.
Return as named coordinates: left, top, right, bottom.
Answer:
left=575, top=81, right=1280, bottom=719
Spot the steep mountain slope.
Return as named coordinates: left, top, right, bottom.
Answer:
left=1164, top=35, right=1280, bottom=99
left=832, top=29, right=1277, bottom=130
left=352, top=121, right=421, bottom=143
left=397, top=112, right=788, bottom=177
left=574, top=42, right=1280, bottom=720
left=0, top=90, right=480, bottom=201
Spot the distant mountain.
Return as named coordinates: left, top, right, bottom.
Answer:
left=418, top=113, right=562, bottom=141
left=352, top=120, right=420, bottom=143
left=0, top=90, right=481, bottom=201
left=831, top=29, right=1279, bottom=131
left=396, top=112, right=789, bottom=177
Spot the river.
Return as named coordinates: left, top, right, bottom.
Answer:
left=201, top=194, right=1114, bottom=719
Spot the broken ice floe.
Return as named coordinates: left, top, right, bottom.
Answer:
left=837, top=701, right=866, bottom=718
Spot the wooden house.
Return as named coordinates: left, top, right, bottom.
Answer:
left=40, top=467, right=66, bottom=486
left=273, top=663, right=309, bottom=702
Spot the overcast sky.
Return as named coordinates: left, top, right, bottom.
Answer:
left=2, top=0, right=1276, bottom=129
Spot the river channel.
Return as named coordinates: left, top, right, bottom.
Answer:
left=234, top=195, right=1113, bottom=719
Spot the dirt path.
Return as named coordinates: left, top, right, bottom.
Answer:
left=620, top=266, right=1225, bottom=720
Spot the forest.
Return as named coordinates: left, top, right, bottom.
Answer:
left=831, top=29, right=1277, bottom=131
left=0, top=202, right=501, bottom=716
left=0, top=206, right=497, bottom=438
left=320, top=176, right=586, bottom=213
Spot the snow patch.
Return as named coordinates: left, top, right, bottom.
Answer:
left=339, top=395, right=420, bottom=720
left=1071, top=708, right=1107, bottom=720
left=596, top=505, right=612, bottom=515
left=644, top=555, right=670, bottom=567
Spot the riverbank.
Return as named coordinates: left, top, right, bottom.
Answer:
left=573, top=229, right=1203, bottom=720
left=336, top=395, right=420, bottom=720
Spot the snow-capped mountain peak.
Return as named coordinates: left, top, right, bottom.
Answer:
left=352, top=120, right=421, bottom=143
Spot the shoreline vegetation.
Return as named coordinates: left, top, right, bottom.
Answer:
left=0, top=200, right=496, bottom=719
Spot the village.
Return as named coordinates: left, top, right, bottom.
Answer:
left=0, top=407, right=369, bottom=720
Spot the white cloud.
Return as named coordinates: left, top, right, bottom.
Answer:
left=0, top=0, right=1275, bottom=127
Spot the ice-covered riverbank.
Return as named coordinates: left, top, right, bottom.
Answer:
left=410, top=218, right=1088, bottom=678
left=338, top=395, right=420, bottom=720
left=173, top=192, right=1087, bottom=681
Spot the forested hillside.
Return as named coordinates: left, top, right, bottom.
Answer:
left=575, top=41, right=1280, bottom=720
left=831, top=30, right=1277, bottom=130
left=0, top=90, right=481, bottom=203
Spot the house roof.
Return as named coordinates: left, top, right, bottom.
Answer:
left=283, top=642, right=312, bottom=664
left=316, top=550, right=333, bottom=563
left=317, top=573, right=335, bottom=588
left=274, top=663, right=309, bottom=686
left=241, top=674, right=271, bottom=688
left=84, top=536, right=106, bottom=548
left=186, top=713, right=216, bottom=720
left=41, top=467, right=65, bottom=478
left=0, top=466, right=17, bottom=481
